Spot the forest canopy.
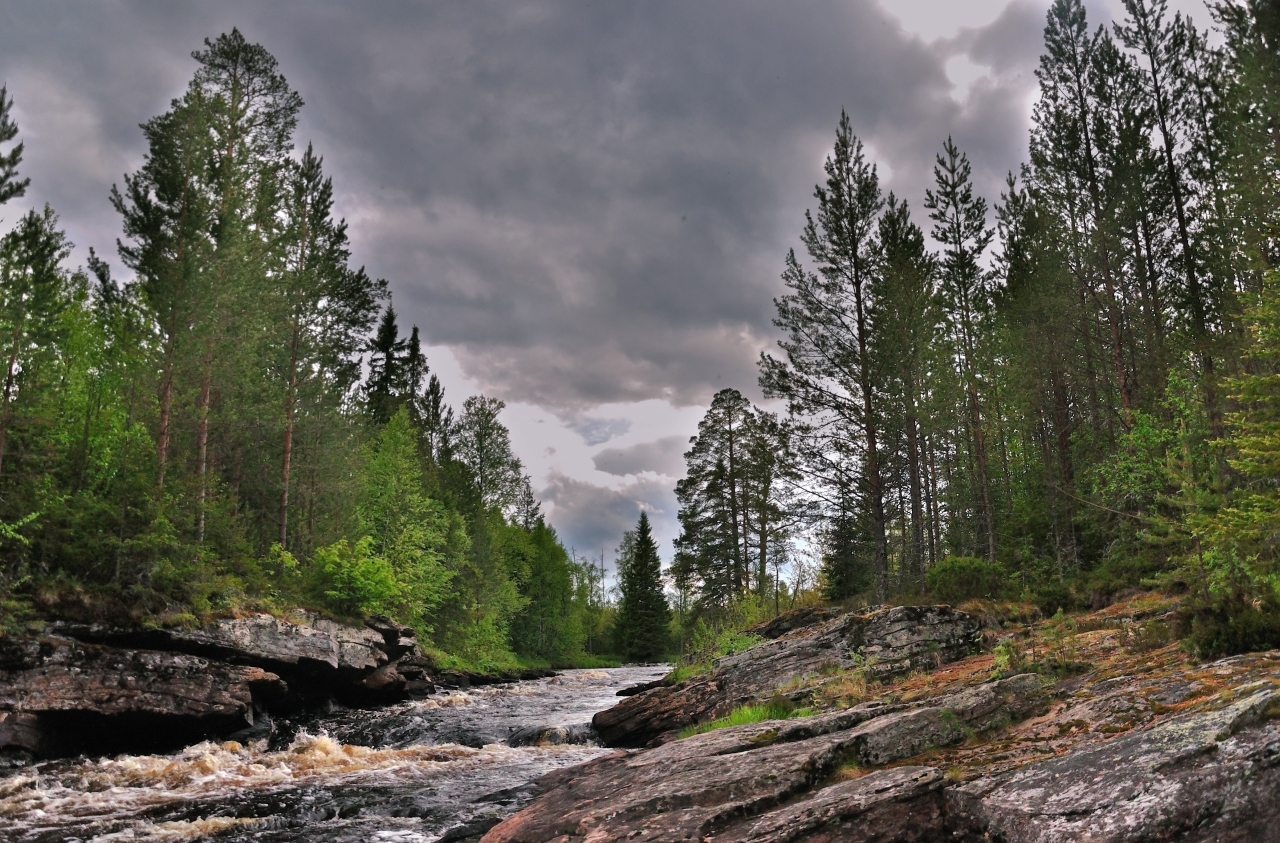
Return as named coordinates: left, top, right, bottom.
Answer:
left=5, top=0, right=1280, bottom=666
left=671, top=0, right=1280, bottom=659
left=0, top=31, right=610, bottom=670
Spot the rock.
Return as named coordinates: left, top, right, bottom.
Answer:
left=0, top=635, right=285, bottom=758
left=364, top=614, right=418, bottom=660
left=51, top=612, right=422, bottom=707
left=845, top=674, right=1045, bottom=766
left=593, top=605, right=983, bottom=747
left=592, top=671, right=724, bottom=747
left=506, top=723, right=595, bottom=747
left=483, top=725, right=861, bottom=842
left=715, top=767, right=945, bottom=843
left=745, top=605, right=842, bottom=640
left=488, top=676, right=1041, bottom=842
left=950, top=686, right=1280, bottom=842
left=616, top=677, right=667, bottom=697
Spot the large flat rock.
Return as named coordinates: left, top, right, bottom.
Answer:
left=594, top=605, right=983, bottom=747
left=488, top=675, right=1044, bottom=842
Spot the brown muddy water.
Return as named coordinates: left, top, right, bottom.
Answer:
left=0, top=665, right=669, bottom=843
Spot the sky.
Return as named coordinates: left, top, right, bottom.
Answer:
left=0, top=0, right=1216, bottom=574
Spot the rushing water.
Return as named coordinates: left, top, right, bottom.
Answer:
left=0, top=665, right=668, bottom=843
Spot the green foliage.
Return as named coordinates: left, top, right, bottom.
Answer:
left=669, top=617, right=764, bottom=682
left=311, top=537, right=401, bottom=616
left=614, top=511, right=671, bottom=662
left=678, top=696, right=807, bottom=739
left=509, top=520, right=587, bottom=662
left=926, top=556, right=1006, bottom=603
left=0, top=34, right=596, bottom=677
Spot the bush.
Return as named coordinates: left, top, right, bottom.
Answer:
left=1175, top=549, right=1280, bottom=658
left=311, top=537, right=402, bottom=617
left=926, top=556, right=1006, bottom=604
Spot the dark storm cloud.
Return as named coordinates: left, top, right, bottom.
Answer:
left=593, top=436, right=689, bottom=479
left=540, top=470, right=675, bottom=565
left=0, top=0, right=1048, bottom=412
left=0, top=0, right=1059, bottom=556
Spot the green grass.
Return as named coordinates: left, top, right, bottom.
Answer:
left=678, top=697, right=812, bottom=739
left=666, top=661, right=712, bottom=684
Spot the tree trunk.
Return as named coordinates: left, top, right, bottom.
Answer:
left=279, top=320, right=300, bottom=548
left=905, top=394, right=926, bottom=593
left=0, top=318, right=25, bottom=477
left=852, top=270, right=889, bottom=602
left=195, top=340, right=213, bottom=543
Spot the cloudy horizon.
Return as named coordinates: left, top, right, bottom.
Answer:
left=0, top=0, right=1214, bottom=573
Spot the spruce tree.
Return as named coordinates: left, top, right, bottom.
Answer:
left=365, top=305, right=407, bottom=423
left=614, top=511, right=670, bottom=662
left=0, top=85, right=29, bottom=208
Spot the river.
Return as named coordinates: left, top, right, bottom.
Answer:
left=0, top=665, right=669, bottom=843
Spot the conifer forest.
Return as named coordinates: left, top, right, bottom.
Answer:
left=2, top=0, right=1280, bottom=667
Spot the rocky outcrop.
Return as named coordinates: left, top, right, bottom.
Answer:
left=593, top=605, right=983, bottom=747
left=485, top=674, right=1044, bottom=842
left=52, top=612, right=424, bottom=707
left=0, top=635, right=285, bottom=760
left=0, top=612, right=447, bottom=761
left=745, top=605, right=841, bottom=640
left=493, top=671, right=1280, bottom=843
left=496, top=594, right=1280, bottom=843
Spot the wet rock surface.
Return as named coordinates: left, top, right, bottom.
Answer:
left=0, top=635, right=285, bottom=759
left=949, top=686, right=1280, bottom=843
left=496, top=596, right=1280, bottom=843
left=593, top=605, right=983, bottom=747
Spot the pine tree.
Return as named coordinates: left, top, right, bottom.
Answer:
left=760, top=112, right=891, bottom=600
left=0, top=207, right=72, bottom=478
left=614, top=511, right=670, bottom=662
left=925, top=137, right=998, bottom=562
left=0, top=85, right=29, bottom=208
left=275, top=143, right=382, bottom=548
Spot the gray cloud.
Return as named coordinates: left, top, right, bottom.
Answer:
left=571, top=417, right=632, bottom=447
left=540, top=471, right=676, bottom=568
left=593, top=435, right=688, bottom=479
left=0, top=0, right=1066, bottom=555
left=0, top=0, right=1047, bottom=411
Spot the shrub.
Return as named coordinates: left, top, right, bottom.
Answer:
left=926, top=556, right=1006, bottom=604
left=312, top=537, right=402, bottom=617
left=1175, top=549, right=1280, bottom=657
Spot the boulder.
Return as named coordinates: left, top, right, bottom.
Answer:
left=593, top=605, right=983, bottom=747
left=506, top=723, right=595, bottom=747
left=0, top=635, right=285, bottom=759
left=745, top=605, right=842, bottom=640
